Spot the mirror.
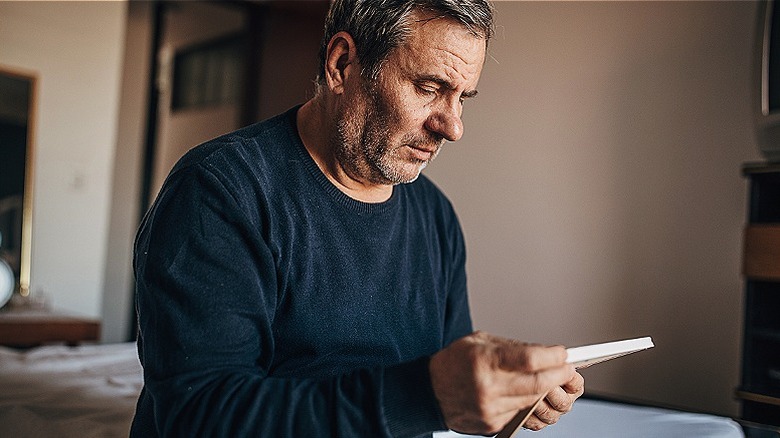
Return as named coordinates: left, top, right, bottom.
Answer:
left=0, top=65, right=36, bottom=300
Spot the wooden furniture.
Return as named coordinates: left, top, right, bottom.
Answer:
left=0, top=306, right=100, bottom=348
left=737, top=163, right=780, bottom=434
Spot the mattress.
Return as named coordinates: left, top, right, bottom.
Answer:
left=0, top=342, right=142, bottom=438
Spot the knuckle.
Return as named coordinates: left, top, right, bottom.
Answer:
left=516, top=348, right=535, bottom=371
left=535, top=403, right=552, bottom=418
left=465, top=348, right=481, bottom=370
left=518, top=344, right=547, bottom=371
left=534, top=405, right=560, bottom=426
left=551, top=399, right=571, bottom=413
left=470, top=330, right=490, bottom=345
left=547, top=390, right=572, bottom=412
left=532, top=372, right=548, bottom=394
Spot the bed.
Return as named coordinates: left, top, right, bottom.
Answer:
left=435, top=399, right=745, bottom=438
left=0, top=342, right=141, bottom=438
left=0, top=342, right=745, bottom=438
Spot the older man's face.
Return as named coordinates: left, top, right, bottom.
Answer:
left=334, top=12, right=487, bottom=185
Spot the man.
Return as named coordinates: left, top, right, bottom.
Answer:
left=131, top=1, right=584, bottom=437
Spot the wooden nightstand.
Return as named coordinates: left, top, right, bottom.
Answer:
left=0, top=307, right=100, bottom=348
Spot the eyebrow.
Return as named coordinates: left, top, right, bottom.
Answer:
left=416, top=74, right=479, bottom=99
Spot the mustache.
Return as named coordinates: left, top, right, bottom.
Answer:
left=403, top=133, right=445, bottom=153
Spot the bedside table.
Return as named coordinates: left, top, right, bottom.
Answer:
left=0, top=307, right=100, bottom=348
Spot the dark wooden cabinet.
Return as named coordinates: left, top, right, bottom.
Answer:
left=0, top=307, right=100, bottom=348
left=737, top=163, right=780, bottom=435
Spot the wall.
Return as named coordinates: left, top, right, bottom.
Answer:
left=102, top=1, right=153, bottom=343
left=150, top=2, right=246, bottom=199
left=423, top=1, right=762, bottom=416
left=0, top=2, right=127, bottom=319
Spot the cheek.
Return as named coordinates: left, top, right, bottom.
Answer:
left=389, top=97, right=430, bottom=134
left=371, top=82, right=431, bottom=138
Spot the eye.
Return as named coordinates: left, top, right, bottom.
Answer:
left=415, top=83, right=437, bottom=96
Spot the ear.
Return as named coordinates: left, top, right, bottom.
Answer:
left=324, top=31, right=359, bottom=95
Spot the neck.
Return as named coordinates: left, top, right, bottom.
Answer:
left=296, top=98, right=394, bottom=203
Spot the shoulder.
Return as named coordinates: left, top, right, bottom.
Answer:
left=148, top=107, right=303, bottom=219
left=171, top=107, right=300, bottom=177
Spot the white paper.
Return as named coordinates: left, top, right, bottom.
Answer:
left=566, top=336, right=654, bottom=369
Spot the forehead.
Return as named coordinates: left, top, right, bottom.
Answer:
left=388, top=12, right=486, bottom=86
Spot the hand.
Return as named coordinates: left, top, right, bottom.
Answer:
left=522, top=371, right=584, bottom=431
left=429, top=331, right=578, bottom=435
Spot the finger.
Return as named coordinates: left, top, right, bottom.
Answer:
left=505, top=364, right=576, bottom=397
left=523, top=395, right=572, bottom=432
left=497, top=342, right=567, bottom=372
left=523, top=412, right=554, bottom=432
left=533, top=398, right=563, bottom=425
left=562, top=371, right=585, bottom=396
left=475, top=383, right=547, bottom=419
left=544, top=385, right=574, bottom=413
left=494, top=398, right=539, bottom=425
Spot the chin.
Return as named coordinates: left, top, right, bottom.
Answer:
left=391, top=164, right=427, bottom=185
left=374, top=153, right=430, bottom=185
left=402, top=174, right=422, bottom=184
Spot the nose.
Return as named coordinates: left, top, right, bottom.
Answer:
left=424, top=101, right=464, bottom=142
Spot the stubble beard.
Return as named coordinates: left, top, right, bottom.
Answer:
left=332, top=83, right=444, bottom=186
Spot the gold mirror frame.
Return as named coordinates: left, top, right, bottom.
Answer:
left=0, top=65, right=36, bottom=298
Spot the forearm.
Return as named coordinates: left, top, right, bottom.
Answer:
left=141, top=356, right=445, bottom=437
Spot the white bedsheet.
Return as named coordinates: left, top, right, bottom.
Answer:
left=0, top=342, right=142, bottom=438
left=435, top=398, right=745, bottom=438
left=0, top=342, right=745, bottom=438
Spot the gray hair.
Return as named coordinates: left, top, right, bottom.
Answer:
left=316, top=0, right=494, bottom=89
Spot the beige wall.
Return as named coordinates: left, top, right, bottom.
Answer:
left=102, top=0, right=153, bottom=343
left=424, top=1, right=762, bottom=416
left=0, top=2, right=127, bottom=319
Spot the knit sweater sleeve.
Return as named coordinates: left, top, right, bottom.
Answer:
left=132, top=159, right=447, bottom=437
left=441, top=198, right=472, bottom=347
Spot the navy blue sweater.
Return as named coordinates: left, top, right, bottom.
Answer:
left=131, top=107, right=472, bottom=437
